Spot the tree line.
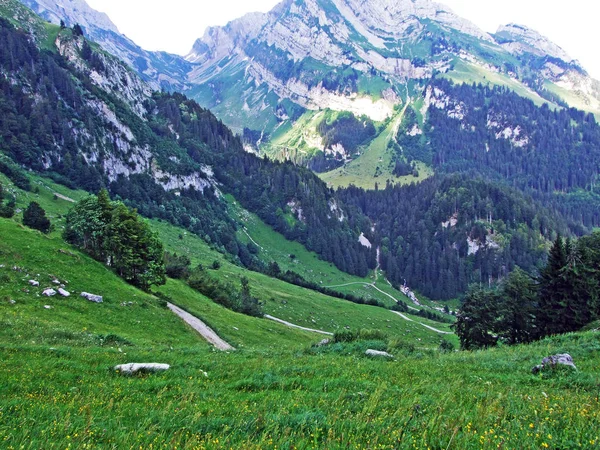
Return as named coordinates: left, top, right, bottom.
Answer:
left=455, top=234, right=600, bottom=349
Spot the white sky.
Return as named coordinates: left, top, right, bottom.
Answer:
left=85, top=0, right=600, bottom=79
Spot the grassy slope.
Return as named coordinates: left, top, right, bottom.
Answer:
left=151, top=219, right=453, bottom=347
left=442, top=59, right=551, bottom=108
left=319, top=112, right=433, bottom=190
left=3, top=173, right=452, bottom=342
left=1, top=225, right=598, bottom=449
left=1, top=182, right=598, bottom=449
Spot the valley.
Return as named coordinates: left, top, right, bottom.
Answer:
left=1, top=0, right=600, bottom=447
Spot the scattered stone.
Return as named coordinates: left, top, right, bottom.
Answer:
left=9, top=300, right=16, bottom=305
left=29, top=280, right=40, bottom=286
left=0, top=264, right=5, bottom=268
left=44, top=305, right=52, bottom=310
left=12, top=266, right=22, bottom=272
left=532, top=354, right=577, bottom=374
left=317, top=338, right=331, bottom=347
left=58, top=288, right=70, bottom=297
left=114, top=363, right=170, bottom=375
left=81, top=292, right=103, bottom=303
left=52, top=279, right=61, bottom=285
left=43, top=288, right=57, bottom=297
left=120, top=301, right=134, bottom=307
left=365, top=349, right=394, bottom=358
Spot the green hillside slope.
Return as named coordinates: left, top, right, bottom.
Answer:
left=1, top=217, right=598, bottom=448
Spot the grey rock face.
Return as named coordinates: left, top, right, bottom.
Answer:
left=42, top=288, right=57, bottom=296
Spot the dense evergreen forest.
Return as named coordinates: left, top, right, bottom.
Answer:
left=455, top=233, right=600, bottom=349
left=424, top=78, right=600, bottom=227
left=0, top=18, right=373, bottom=277
left=340, top=175, right=570, bottom=299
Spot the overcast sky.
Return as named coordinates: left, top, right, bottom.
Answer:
left=85, top=0, right=600, bottom=78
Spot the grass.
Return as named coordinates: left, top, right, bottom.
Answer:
left=319, top=112, right=433, bottom=190
left=1, top=185, right=599, bottom=448
left=442, top=59, right=552, bottom=108
left=545, top=81, right=600, bottom=120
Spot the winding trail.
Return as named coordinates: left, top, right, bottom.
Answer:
left=390, top=311, right=453, bottom=335
left=324, top=280, right=415, bottom=310
left=167, top=303, right=235, bottom=351
left=265, top=314, right=333, bottom=336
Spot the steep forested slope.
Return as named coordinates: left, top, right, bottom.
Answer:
left=0, top=11, right=373, bottom=276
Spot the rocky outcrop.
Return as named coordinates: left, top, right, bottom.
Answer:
left=18, top=0, right=191, bottom=91
left=532, top=354, right=577, bottom=374
left=495, top=24, right=575, bottom=64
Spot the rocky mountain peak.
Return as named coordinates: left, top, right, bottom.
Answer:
left=20, top=0, right=119, bottom=34
left=334, top=0, right=492, bottom=43
left=495, top=23, right=575, bottom=64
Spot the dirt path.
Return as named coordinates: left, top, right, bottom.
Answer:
left=264, top=314, right=333, bottom=336
left=54, top=193, right=75, bottom=203
left=324, top=279, right=407, bottom=308
left=390, top=310, right=453, bottom=335
left=167, top=303, right=235, bottom=351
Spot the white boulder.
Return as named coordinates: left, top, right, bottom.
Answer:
left=81, top=292, right=103, bottom=303
left=58, top=288, right=70, bottom=297
left=43, top=289, right=57, bottom=297
left=29, top=280, right=40, bottom=286
left=365, top=349, right=394, bottom=358
left=114, top=363, right=170, bottom=375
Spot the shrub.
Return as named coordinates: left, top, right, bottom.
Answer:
left=23, top=202, right=51, bottom=233
left=439, top=339, right=455, bottom=353
left=359, top=329, right=388, bottom=341
left=333, top=329, right=358, bottom=343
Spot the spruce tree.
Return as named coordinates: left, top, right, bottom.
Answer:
left=23, top=202, right=50, bottom=233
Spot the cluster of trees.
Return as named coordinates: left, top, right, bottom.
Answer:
left=455, top=234, right=600, bottom=349
left=317, top=112, right=376, bottom=155
left=154, top=93, right=376, bottom=277
left=64, top=190, right=165, bottom=290
left=164, top=253, right=263, bottom=317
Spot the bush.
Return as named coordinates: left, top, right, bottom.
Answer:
left=439, top=339, right=455, bottom=353
left=359, top=329, right=388, bottom=341
left=333, top=329, right=358, bottom=343
left=23, top=201, right=51, bottom=233
left=164, top=252, right=191, bottom=279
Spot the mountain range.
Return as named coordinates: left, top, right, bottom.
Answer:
left=3, top=0, right=600, bottom=300
left=17, top=0, right=600, bottom=188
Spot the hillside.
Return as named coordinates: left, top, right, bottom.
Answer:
left=1, top=214, right=599, bottom=447
left=1, top=0, right=592, bottom=302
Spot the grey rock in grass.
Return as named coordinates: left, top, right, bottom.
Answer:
left=114, top=363, right=170, bottom=375
left=365, top=349, right=394, bottom=358
left=58, top=288, right=70, bottom=297
left=316, top=338, right=331, bottom=347
left=81, top=292, right=103, bottom=303
left=43, top=288, right=57, bottom=297
left=44, top=305, right=52, bottom=310
left=29, top=280, right=40, bottom=286
left=532, top=353, right=577, bottom=374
